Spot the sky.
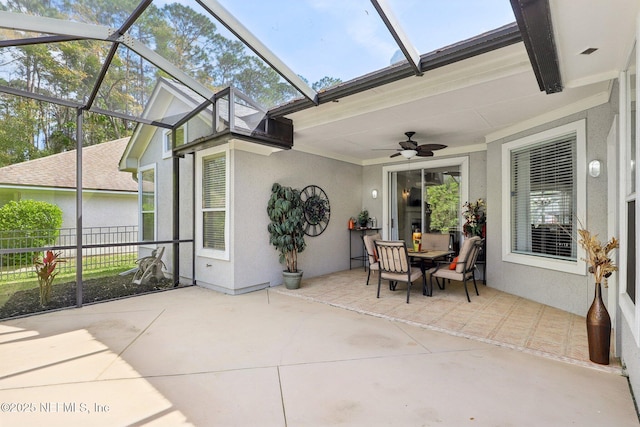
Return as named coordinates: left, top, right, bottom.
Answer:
left=0, top=0, right=517, bottom=94
left=162, top=0, right=516, bottom=85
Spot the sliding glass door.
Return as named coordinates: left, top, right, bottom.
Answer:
left=386, top=160, right=465, bottom=247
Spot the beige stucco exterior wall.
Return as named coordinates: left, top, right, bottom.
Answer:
left=138, top=126, right=194, bottom=281
left=486, top=101, right=617, bottom=317
left=191, top=147, right=362, bottom=294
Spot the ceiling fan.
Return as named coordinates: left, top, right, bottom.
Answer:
left=385, top=132, right=447, bottom=159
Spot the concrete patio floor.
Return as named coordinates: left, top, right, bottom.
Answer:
left=0, top=271, right=638, bottom=426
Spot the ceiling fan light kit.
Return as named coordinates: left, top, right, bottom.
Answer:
left=384, top=131, right=447, bottom=159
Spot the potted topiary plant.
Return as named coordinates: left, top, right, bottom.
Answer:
left=267, top=183, right=307, bottom=289
left=358, top=209, right=369, bottom=228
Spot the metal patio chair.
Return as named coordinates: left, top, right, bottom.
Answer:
left=374, top=240, right=426, bottom=303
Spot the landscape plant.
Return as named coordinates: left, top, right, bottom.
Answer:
left=0, top=200, right=63, bottom=266
left=34, top=250, right=64, bottom=306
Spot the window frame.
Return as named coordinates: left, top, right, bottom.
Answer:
left=619, top=39, right=639, bottom=344
left=162, top=126, right=186, bottom=159
left=138, top=164, right=157, bottom=243
left=195, top=145, right=230, bottom=260
left=501, top=120, right=587, bottom=275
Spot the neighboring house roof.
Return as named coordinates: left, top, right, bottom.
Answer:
left=0, top=137, right=137, bottom=192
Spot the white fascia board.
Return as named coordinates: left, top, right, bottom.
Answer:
left=197, top=0, right=318, bottom=104
left=1, top=184, right=136, bottom=196
left=0, top=11, right=112, bottom=40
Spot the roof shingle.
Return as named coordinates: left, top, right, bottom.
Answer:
left=0, top=138, right=137, bottom=192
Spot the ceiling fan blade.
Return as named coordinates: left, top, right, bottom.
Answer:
left=390, top=152, right=402, bottom=158
left=417, top=143, right=447, bottom=152
left=416, top=151, right=434, bottom=157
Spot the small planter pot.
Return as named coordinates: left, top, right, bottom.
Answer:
left=282, top=271, right=303, bottom=289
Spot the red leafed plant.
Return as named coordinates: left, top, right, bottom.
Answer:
left=34, top=250, right=65, bottom=306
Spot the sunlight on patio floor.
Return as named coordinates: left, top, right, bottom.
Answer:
left=274, top=269, right=622, bottom=374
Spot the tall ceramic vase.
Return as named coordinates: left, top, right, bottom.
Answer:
left=586, top=282, right=611, bottom=365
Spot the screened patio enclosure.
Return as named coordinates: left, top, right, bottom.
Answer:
left=0, top=0, right=525, bottom=310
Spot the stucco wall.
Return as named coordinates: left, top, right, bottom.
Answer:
left=138, top=129, right=194, bottom=281
left=362, top=164, right=383, bottom=227
left=486, top=102, right=616, bottom=316
left=362, top=150, right=487, bottom=237
left=191, top=146, right=361, bottom=294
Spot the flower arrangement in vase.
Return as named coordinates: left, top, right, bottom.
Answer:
left=577, top=228, right=618, bottom=365
left=462, top=199, right=486, bottom=237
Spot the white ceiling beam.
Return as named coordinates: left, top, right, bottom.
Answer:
left=197, top=0, right=318, bottom=105
left=370, top=0, right=422, bottom=76
left=0, top=11, right=113, bottom=40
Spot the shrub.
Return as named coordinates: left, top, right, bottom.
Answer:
left=0, top=200, right=63, bottom=266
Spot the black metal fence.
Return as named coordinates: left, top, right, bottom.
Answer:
left=0, top=226, right=138, bottom=281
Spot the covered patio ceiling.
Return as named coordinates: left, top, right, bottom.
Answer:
left=288, top=0, right=638, bottom=164
left=0, top=0, right=636, bottom=163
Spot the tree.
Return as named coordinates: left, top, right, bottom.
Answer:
left=427, top=178, right=460, bottom=233
left=0, top=1, right=343, bottom=160
left=312, top=76, right=342, bottom=91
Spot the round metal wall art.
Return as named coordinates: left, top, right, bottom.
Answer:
left=300, top=185, right=330, bottom=236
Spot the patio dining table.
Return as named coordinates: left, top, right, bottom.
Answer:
left=407, top=249, right=454, bottom=296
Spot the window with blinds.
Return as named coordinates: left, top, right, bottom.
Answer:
left=140, top=168, right=155, bottom=241
left=511, top=134, right=576, bottom=260
left=202, top=153, right=226, bottom=251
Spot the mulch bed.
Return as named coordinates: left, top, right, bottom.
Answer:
left=0, top=274, right=179, bottom=319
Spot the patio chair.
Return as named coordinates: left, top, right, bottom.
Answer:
left=428, top=236, right=483, bottom=302
left=418, top=232, right=453, bottom=269
left=132, top=247, right=166, bottom=285
left=363, top=233, right=381, bottom=286
left=374, top=240, right=426, bottom=303
left=421, top=232, right=451, bottom=251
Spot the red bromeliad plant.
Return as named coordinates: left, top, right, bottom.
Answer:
left=34, top=250, right=64, bottom=306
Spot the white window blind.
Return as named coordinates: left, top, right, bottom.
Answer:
left=202, top=153, right=226, bottom=251
left=511, top=135, right=576, bottom=260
